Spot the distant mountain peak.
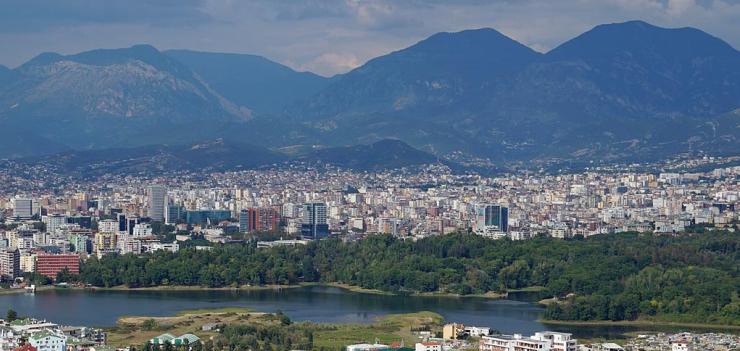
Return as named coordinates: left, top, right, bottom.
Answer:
left=399, top=27, right=539, bottom=57
left=548, top=20, right=738, bottom=60
left=20, top=52, right=65, bottom=68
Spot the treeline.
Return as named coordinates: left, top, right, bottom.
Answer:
left=79, top=231, right=740, bottom=324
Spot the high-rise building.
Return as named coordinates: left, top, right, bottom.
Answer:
left=98, top=219, right=118, bottom=233
left=241, top=207, right=279, bottom=232
left=42, top=214, right=67, bottom=234
left=148, top=185, right=167, bottom=222
left=69, top=234, right=90, bottom=254
left=301, top=202, right=329, bottom=239
left=94, top=232, right=117, bottom=256
left=66, top=216, right=92, bottom=229
left=165, top=205, right=186, bottom=224
left=0, top=249, right=20, bottom=279
left=132, top=223, right=153, bottom=237
left=12, top=198, right=36, bottom=219
left=20, top=253, right=37, bottom=273
left=474, top=204, right=509, bottom=236
left=239, top=209, right=249, bottom=232
left=117, top=213, right=127, bottom=233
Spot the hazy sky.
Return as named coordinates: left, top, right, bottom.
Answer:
left=1, top=0, right=739, bottom=76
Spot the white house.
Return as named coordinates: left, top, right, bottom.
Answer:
left=415, top=342, right=442, bottom=351
left=28, top=330, right=66, bottom=351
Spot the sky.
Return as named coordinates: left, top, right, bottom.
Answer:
left=1, top=0, right=739, bottom=76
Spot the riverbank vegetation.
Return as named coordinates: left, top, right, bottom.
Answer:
left=78, top=231, right=739, bottom=325
left=108, top=308, right=441, bottom=350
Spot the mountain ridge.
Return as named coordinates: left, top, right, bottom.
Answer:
left=289, top=21, right=740, bottom=161
left=0, top=21, right=738, bottom=165
left=15, top=138, right=448, bottom=176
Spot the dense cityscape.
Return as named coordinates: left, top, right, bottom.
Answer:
left=2, top=156, right=739, bottom=267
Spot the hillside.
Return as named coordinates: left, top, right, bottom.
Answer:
left=18, top=139, right=448, bottom=176
left=297, top=139, right=444, bottom=171
left=165, top=50, right=331, bottom=114
left=291, top=21, right=740, bottom=162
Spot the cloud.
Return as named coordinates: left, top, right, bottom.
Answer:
left=0, top=0, right=738, bottom=75
left=0, top=0, right=212, bottom=32
left=666, top=0, right=697, bottom=16
left=300, top=52, right=361, bottom=76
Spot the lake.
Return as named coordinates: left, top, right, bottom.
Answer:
left=1, top=286, right=733, bottom=339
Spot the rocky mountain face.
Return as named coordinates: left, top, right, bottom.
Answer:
left=1, top=21, right=738, bottom=165
left=0, top=45, right=248, bottom=151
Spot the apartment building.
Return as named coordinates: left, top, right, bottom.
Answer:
left=480, top=332, right=576, bottom=351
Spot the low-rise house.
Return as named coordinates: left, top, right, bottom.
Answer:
left=200, top=323, right=219, bottom=332
left=414, top=342, right=441, bottom=351
left=8, top=320, right=58, bottom=335
left=28, top=330, right=66, bottom=351
left=465, top=326, right=491, bottom=338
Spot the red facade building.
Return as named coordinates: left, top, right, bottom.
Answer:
left=246, top=207, right=279, bottom=232
left=36, top=254, right=80, bottom=279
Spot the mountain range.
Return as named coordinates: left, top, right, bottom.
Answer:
left=1, top=20, right=738, bottom=168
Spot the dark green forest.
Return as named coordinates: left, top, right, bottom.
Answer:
left=78, top=231, right=740, bottom=325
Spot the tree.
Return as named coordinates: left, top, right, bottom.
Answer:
left=56, top=268, right=79, bottom=283
left=142, top=319, right=158, bottom=331
left=6, top=308, right=18, bottom=322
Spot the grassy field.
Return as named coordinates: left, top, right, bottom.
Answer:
left=106, top=307, right=261, bottom=347
left=106, top=308, right=444, bottom=350
left=310, top=311, right=443, bottom=350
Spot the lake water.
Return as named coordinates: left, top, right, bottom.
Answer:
left=1, top=286, right=734, bottom=339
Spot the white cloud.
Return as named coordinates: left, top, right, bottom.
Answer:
left=300, top=52, right=361, bottom=76
left=666, top=0, right=696, bottom=16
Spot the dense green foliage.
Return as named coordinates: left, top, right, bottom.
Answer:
left=213, top=314, right=315, bottom=351
left=80, top=231, right=739, bottom=324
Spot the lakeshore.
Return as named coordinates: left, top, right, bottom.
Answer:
left=1, top=281, right=515, bottom=299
